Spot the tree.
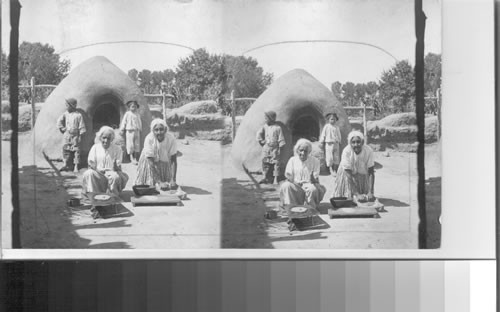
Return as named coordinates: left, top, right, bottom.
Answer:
left=150, top=69, right=176, bottom=94
left=126, top=49, right=273, bottom=111
left=138, top=69, right=153, bottom=93
left=127, top=68, right=138, bottom=82
left=341, top=82, right=355, bottom=106
left=174, top=49, right=272, bottom=107
left=223, top=55, right=273, bottom=99
left=174, top=48, right=226, bottom=102
left=128, top=68, right=176, bottom=94
left=378, top=60, right=415, bottom=113
left=18, top=41, right=70, bottom=85
left=354, top=83, right=367, bottom=102
left=1, top=51, right=8, bottom=100
left=365, top=81, right=378, bottom=97
left=331, top=81, right=342, bottom=99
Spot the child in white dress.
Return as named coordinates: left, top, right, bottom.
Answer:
left=120, top=100, right=142, bottom=164
left=319, top=113, right=342, bottom=176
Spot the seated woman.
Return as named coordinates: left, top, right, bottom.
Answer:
left=135, top=119, right=178, bottom=188
left=82, top=126, right=129, bottom=197
left=279, top=138, right=326, bottom=209
left=333, top=131, right=375, bottom=201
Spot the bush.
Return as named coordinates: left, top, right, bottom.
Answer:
left=1, top=105, right=37, bottom=132
left=18, top=105, right=33, bottom=131
left=374, top=112, right=417, bottom=127
left=172, top=100, right=219, bottom=115
left=1, top=113, right=11, bottom=131
left=1, top=101, right=10, bottom=113
left=365, top=114, right=438, bottom=144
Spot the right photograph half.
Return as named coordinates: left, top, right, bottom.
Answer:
left=221, top=0, right=441, bottom=249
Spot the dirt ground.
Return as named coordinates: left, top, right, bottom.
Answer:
left=221, top=142, right=441, bottom=249
left=2, top=132, right=441, bottom=250
left=2, top=132, right=221, bottom=249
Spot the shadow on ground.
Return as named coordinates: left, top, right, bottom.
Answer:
left=378, top=197, right=410, bottom=207
left=181, top=185, right=212, bottom=195
left=17, top=165, right=131, bottom=248
left=221, top=177, right=273, bottom=248
left=222, top=176, right=335, bottom=248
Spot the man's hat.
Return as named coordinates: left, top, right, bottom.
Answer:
left=65, top=98, right=77, bottom=108
left=325, top=112, right=338, bottom=120
left=264, top=110, right=277, bottom=121
left=126, top=100, right=139, bottom=108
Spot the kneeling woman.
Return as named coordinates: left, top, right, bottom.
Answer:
left=279, top=139, right=326, bottom=209
left=82, top=126, right=129, bottom=196
left=333, top=131, right=375, bottom=200
left=135, top=119, right=178, bottom=188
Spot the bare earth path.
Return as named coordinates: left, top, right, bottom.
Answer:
left=221, top=143, right=441, bottom=249
left=2, top=133, right=221, bottom=249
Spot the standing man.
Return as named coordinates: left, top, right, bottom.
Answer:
left=57, top=98, right=86, bottom=172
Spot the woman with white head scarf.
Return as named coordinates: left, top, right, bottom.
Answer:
left=333, top=130, right=375, bottom=200
left=82, top=126, right=129, bottom=196
left=135, top=118, right=178, bottom=188
left=279, top=138, right=326, bottom=209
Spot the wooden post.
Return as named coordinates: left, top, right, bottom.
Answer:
left=415, top=0, right=427, bottom=249
left=10, top=0, right=22, bottom=249
left=162, top=90, right=167, bottom=122
left=230, top=90, right=236, bottom=141
left=362, top=100, right=368, bottom=144
left=30, top=76, right=35, bottom=128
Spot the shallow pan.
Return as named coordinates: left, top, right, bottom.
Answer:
left=133, top=185, right=159, bottom=196
left=330, top=197, right=356, bottom=208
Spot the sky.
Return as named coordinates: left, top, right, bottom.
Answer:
left=1, top=0, right=441, bottom=87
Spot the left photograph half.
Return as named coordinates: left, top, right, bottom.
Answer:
left=1, top=0, right=224, bottom=249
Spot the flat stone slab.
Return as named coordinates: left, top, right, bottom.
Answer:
left=131, top=194, right=182, bottom=207
left=328, top=207, right=380, bottom=219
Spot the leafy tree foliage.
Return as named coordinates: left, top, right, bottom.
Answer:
left=128, top=48, right=272, bottom=112
left=331, top=80, right=378, bottom=107
left=331, top=81, right=342, bottom=99
left=137, top=69, right=153, bottom=93
left=1, top=51, right=9, bottom=100
left=174, top=48, right=226, bottom=102
left=18, top=41, right=70, bottom=85
left=330, top=54, right=439, bottom=117
left=354, top=83, right=367, bottom=100
left=127, top=68, right=138, bottom=82
left=378, top=60, right=415, bottom=113
left=341, top=81, right=356, bottom=106
left=128, top=68, right=176, bottom=94
left=365, top=81, right=378, bottom=96
left=1, top=42, right=70, bottom=102
left=223, top=55, right=273, bottom=99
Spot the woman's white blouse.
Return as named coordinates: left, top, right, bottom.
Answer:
left=142, top=132, right=177, bottom=162
left=340, top=145, right=374, bottom=175
left=285, top=155, right=320, bottom=184
left=88, top=143, right=123, bottom=171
